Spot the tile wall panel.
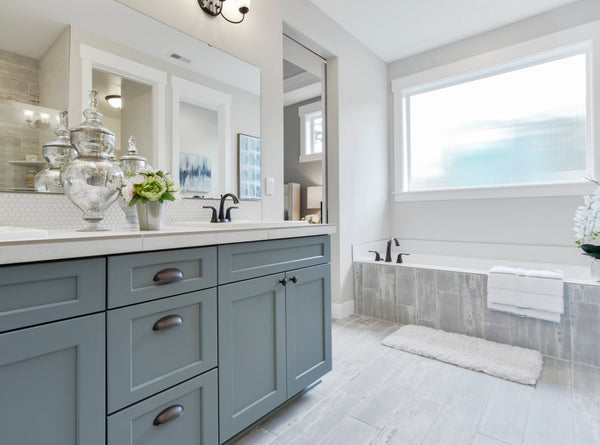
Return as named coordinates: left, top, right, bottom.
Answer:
left=354, top=262, right=600, bottom=368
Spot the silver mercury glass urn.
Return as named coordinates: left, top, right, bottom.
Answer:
left=34, top=111, right=76, bottom=193
left=119, top=136, right=146, bottom=228
left=61, top=89, right=124, bottom=231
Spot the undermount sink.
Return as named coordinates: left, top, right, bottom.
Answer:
left=171, top=220, right=310, bottom=229
left=0, top=226, right=49, bottom=241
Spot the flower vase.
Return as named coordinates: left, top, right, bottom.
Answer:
left=591, top=258, right=600, bottom=282
left=136, top=201, right=164, bottom=230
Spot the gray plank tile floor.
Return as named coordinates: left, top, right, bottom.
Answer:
left=231, top=315, right=600, bottom=445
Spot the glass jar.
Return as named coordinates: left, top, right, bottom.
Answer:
left=61, top=90, right=123, bottom=231
left=34, top=111, right=76, bottom=193
left=119, top=136, right=146, bottom=229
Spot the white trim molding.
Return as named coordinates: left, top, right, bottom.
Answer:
left=79, top=43, right=167, bottom=168
left=170, top=75, right=232, bottom=195
left=332, top=300, right=354, bottom=320
left=391, top=21, right=600, bottom=201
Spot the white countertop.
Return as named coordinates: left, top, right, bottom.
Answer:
left=0, top=222, right=336, bottom=265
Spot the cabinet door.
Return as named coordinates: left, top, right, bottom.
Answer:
left=286, top=264, right=332, bottom=397
left=218, top=274, right=287, bottom=443
left=0, top=313, right=105, bottom=445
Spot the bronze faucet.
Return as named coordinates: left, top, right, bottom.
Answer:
left=203, top=193, right=240, bottom=223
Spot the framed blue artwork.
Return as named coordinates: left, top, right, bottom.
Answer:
left=179, top=153, right=212, bottom=193
left=238, top=133, right=261, bottom=200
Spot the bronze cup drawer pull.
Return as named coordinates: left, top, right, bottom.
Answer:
left=153, top=314, right=183, bottom=331
left=153, top=405, right=184, bottom=426
left=153, top=268, right=184, bottom=284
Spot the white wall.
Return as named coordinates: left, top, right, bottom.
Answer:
left=121, top=78, right=152, bottom=162
left=388, top=0, right=600, bottom=267
left=39, top=27, right=69, bottom=111
left=282, top=0, right=390, bottom=317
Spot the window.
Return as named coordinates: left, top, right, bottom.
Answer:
left=393, top=39, right=593, bottom=200
left=299, top=101, right=323, bottom=162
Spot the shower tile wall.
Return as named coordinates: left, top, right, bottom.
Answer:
left=0, top=50, right=39, bottom=105
left=354, top=261, right=600, bottom=368
left=0, top=49, right=44, bottom=190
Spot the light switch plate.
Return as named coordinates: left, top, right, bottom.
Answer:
left=265, top=177, right=274, bottom=195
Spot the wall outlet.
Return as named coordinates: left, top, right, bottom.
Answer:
left=265, top=177, right=274, bottom=195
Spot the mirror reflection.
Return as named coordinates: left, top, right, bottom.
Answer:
left=0, top=0, right=260, bottom=199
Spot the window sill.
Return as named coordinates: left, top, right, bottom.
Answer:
left=299, top=153, right=323, bottom=163
left=393, top=181, right=596, bottom=202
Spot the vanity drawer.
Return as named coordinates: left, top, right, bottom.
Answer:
left=218, top=235, right=330, bottom=284
left=107, top=288, right=217, bottom=413
left=107, top=246, right=217, bottom=308
left=107, top=369, right=218, bottom=445
left=0, top=257, right=105, bottom=333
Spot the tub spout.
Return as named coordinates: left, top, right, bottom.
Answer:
left=385, top=238, right=400, bottom=262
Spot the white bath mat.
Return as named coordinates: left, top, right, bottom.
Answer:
left=382, top=325, right=543, bottom=385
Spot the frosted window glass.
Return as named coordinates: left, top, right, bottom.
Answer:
left=406, top=53, right=587, bottom=192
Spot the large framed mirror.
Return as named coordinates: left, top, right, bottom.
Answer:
left=0, top=0, right=260, bottom=199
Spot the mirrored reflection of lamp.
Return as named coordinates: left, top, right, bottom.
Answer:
left=105, top=95, right=122, bottom=109
left=23, top=110, right=50, bottom=129
left=306, top=185, right=323, bottom=224
left=198, top=0, right=250, bottom=24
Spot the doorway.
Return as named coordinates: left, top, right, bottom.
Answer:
left=282, top=35, right=327, bottom=223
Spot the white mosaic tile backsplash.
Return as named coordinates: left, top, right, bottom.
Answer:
left=0, top=192, right=262, bottom=230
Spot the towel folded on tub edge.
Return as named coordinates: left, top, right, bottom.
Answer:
left=487, top=265, right=564, bottom=322
left=486, top=288, right=563, bottom=314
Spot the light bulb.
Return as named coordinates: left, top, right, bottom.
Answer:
left=237, top=0, right=250, bottom=14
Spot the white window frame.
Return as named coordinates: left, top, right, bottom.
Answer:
left=392, top=23, right=600, bottom=202
left=298, top=101, right=323, bottom=163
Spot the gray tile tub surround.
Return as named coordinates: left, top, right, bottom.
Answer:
left=353, top=261, right=600, bottom=368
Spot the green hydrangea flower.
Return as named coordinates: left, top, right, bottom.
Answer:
left=136, top=175, right=168, bottom=201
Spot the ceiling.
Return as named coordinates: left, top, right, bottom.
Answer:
left=308, top=0, right=580, bottom=62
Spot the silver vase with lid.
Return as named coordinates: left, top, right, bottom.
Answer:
left=34, top=111, right=76, bottom=193
left=61, top=89, right=124, bottom=231
left=119, top=136, right=146, bottom=228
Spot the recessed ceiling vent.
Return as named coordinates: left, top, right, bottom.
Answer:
left=169, top=53, right=192, bottom=63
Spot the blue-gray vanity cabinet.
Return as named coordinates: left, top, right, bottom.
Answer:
left=107, top=369, right=218, bottom=445
left=285, top=263, right=332, bottom=398
left=0, top=257, right=105, bottom=332
left=218, top=235, right=330, bottom=284
left=107, top=288, right=218, bottom=413
left=0, top=313, right=105, bottom=445
left=218, top=273, right=287, bottom=443
left=107, top=246, right=217, bottom=308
